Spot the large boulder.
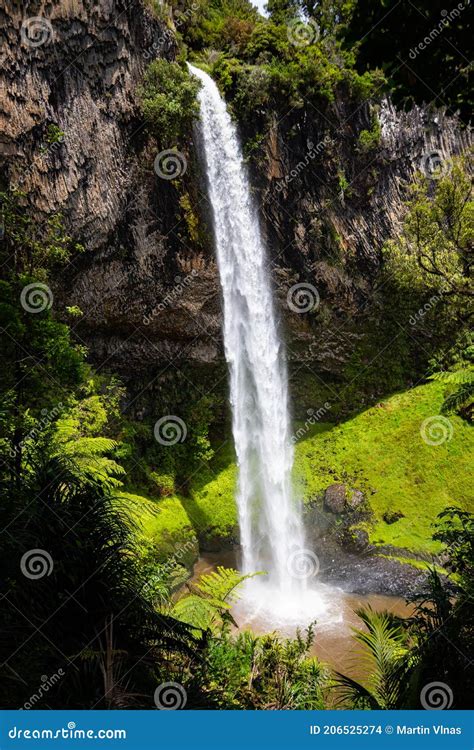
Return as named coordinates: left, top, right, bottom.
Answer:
left=324, top=483, right=347, bottom=513
left=347, top=489, right=364, bottom=510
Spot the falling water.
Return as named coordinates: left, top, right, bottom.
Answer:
left=189, top=65, right=308, bottom=602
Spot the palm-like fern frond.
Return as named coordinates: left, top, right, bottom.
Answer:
left=0, top=453, right=202, bottom=709
left=441, top=383, right=474, bottom=414
left=334, top=607, right=410, bottom=709
left=171, top=595, right=222, bottom=630
left=54, top=436, right=125, bottom=487
left=195, top=566, right=258, bottom=604
left=429, top=369, right=474, bottom=385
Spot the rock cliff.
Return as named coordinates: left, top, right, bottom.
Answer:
left=1, top=1, right=471, bottom=416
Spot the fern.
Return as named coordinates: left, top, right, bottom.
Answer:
left=334, top=607, right=410, bottom=709
left=171, top=595, right=222, bottom=630
left=430, top=369, right=474, bottom=385
left=171, top=567, right=261, bottom=632
left=429, top=367, right=474, bottom=417
left=195, top=566, right=257, bottom=604
left=61, top=437, right=118, bottom=455
left=442, top=383, right=474, bottom=414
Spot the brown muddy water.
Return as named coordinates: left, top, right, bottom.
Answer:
left=188, top=552, right=414, bottom=679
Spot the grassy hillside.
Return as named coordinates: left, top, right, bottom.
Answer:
left=119, top=491, right=198, bottom=565
left=124, top=381, right=472, bottom=561
left=294, top=382, right=473, bottom=553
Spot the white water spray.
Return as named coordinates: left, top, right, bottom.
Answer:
left=189, top=65, right=308, bottom=602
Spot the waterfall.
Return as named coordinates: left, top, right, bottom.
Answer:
left=189, top=65, right=307, bottom=598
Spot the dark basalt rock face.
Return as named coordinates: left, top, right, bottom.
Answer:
left=2, top=1, right=471, bottom=417
left=249, top=100, right=471, bottom=413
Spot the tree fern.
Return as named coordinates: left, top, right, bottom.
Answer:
left=53, top=425, right=125, bottom=487
left=171, top=595, right=224, bottom=631
left=195, top=566, right=258, bottom=604
left=171, top=567, right=261, bottom=632
left=429, top=368, right=474, bottom=417
left=430, top=369, right=474, bottom=385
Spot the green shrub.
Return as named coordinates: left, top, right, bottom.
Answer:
left=200, top=625, right=327, bottom=709
left=149, top=471, right=175, bottom=496
left=357, top=117, right=381, bottom=152
left=245, top=21, right=289, bottom=63
left=140, top=60, right=201, bottom=146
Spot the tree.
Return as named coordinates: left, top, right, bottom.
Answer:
left=384, top=153, right=473, bottom=317
left=265, top=0, right=299, bottom=25
left=140, top=60, right=201, bottom=147
left=0, top=192, right=86, bottom=482
left=343, top=0, right=472, bottom=118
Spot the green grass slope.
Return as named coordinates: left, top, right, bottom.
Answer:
left=119, top=491, right=198, bottom=565
left=294, top=382, right=473, bottom=553
left=122, top=382, right=472, bottom=562
left=181, top=381, right=472, bottom=557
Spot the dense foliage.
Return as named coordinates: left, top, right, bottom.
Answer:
left=344, top=0, right=472, bottom=119
left=0, top=0, right=472, bottom=712
left=336, top=509, right=474, bottom=710
left=160, top=0, right=471, bottom=119
left=140, top=59, right=201, bottom=147
left=151, top=0, right=385, bottom=122
left=384, top=152, right=473, bottom=315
